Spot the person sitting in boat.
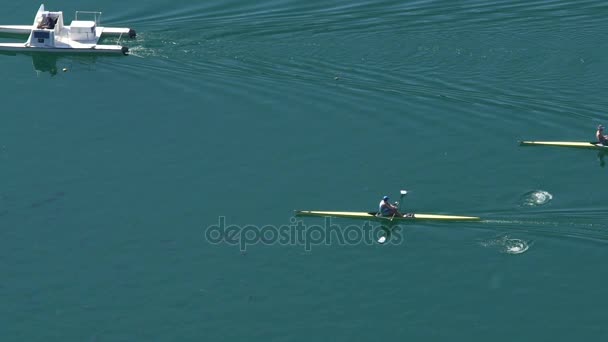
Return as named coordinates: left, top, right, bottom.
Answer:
left=378, top=195, right=403, bottom=217
left=38, top=15, right=56, bottom=29
left=596, top=125, right=608, bottom=145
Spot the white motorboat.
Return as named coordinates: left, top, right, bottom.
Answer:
left=0, top=4, right=136, bottom=55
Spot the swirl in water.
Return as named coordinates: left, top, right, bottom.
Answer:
left=504, top=238, right=529, bottom=254
left=480, top=235, right=530, bottom=255
left=520, top=190, right=553, bottom=207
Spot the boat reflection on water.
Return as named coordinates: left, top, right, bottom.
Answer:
left=0, top=50, right=114, bottom=76
left=598, top=151, right=607, bottom=168
left=32, top=53, right=61, bottom=75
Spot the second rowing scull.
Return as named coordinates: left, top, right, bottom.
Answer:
left=294, top=210, right=480, bottom=222
left=519, top=141, right=608, bottom=150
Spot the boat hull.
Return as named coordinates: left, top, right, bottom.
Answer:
left=0, top=43, right=128, bottom=55
left=519, top=141, right=608, bottom=150
left=294, top=210, right=480, bottom=222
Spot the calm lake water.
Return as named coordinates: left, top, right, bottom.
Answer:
left=2, top=0, right=608, bottom=340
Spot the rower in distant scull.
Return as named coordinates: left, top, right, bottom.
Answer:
left=597, top=125, right=608, bottom=145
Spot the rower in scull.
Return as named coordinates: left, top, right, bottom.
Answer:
left=379, top=195, right=403, bottom=217
left=377, top=191, right=414, bottom=219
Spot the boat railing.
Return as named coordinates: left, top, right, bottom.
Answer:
left=74, top=11, right=103, bottom=25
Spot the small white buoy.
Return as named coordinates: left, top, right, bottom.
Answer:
left=378, top=236, right=387, bottom=244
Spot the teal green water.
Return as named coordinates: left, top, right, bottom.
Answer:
left=2, top=0, right=608, bottom=340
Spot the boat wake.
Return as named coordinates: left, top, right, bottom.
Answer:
left=480, top=234, right=531, bottom=255
left=477, top=210, right=608, bottom=246
left=519, top=190, right=553, bottom=207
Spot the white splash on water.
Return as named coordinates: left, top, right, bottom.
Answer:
left=520, top=190, right=553, bottom=207
left=480, top=235, right=531, bottom=255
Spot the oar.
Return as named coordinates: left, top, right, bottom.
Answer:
left=379, top=190, right=408, bottom=244
left=390, top=189, right=408, bottom=222
left=397, top=189, right=408, bottom=212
